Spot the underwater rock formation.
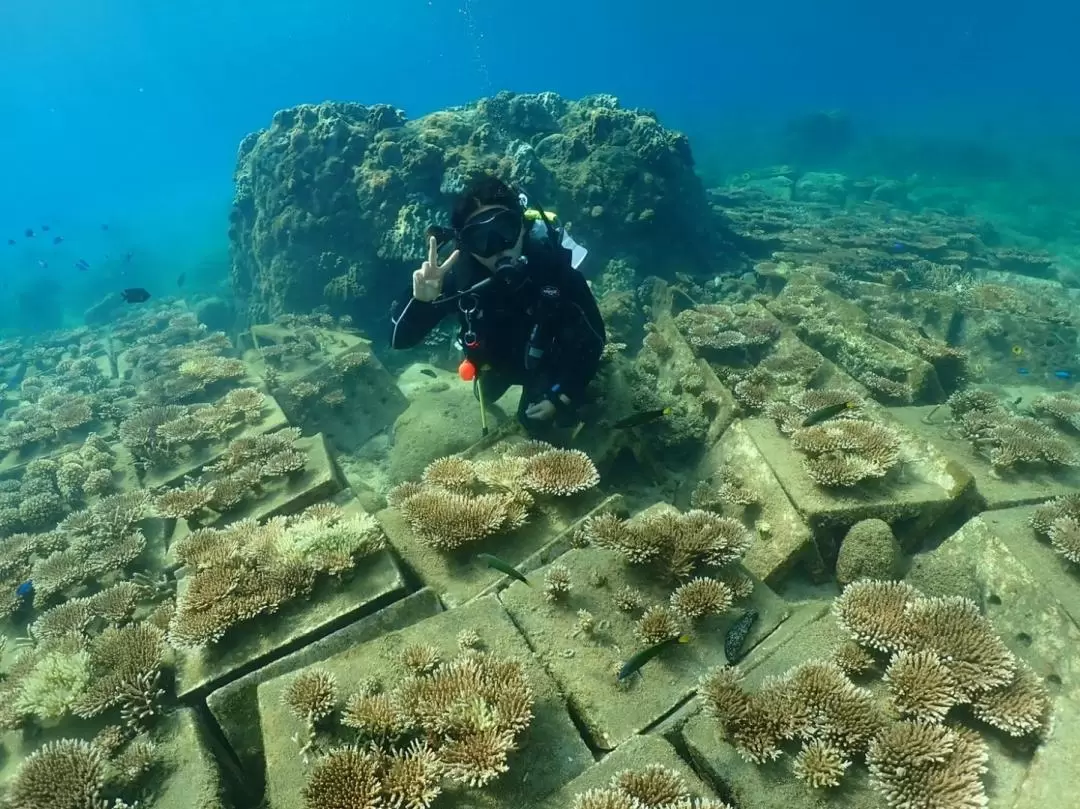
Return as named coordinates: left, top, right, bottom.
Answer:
left=228, top=92, right=744, bottom=323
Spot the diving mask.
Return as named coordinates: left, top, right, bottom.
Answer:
left=457, top=207, right=523, bottom=258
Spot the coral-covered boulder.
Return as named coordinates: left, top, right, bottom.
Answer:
left=229, top=92, right=745, bottom=325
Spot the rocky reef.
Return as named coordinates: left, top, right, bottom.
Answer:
left=229, top=91, right=744, bottom=323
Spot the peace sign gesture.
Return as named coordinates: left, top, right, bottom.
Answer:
left=412, top=236, right=460, bottom=302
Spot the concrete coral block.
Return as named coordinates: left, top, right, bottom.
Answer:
left=163, top=432, right=345, bottom=567
left=742, top=416, right=967, bottom=564
left=892, top=405, right=1080, bottom=510
left=679, top=594, right=1040, bottom=809
left=141, top=394, right=289, bottom=490
left=256, top=594, right=593, bottom=809
left=149, top=707, right=234, bottom=809
left=499, top=546, right=789, bottom=751
left=377, top=448, right=605, bottom=607
left=205, top=588, right=442, bottom=801
left=536, top=733, right=723, bottom=809
left=693, top=420, right=821, bottom=586
left=174, top=535, right=407, bottom=700
left=911, top=512, right=1080, bottom=808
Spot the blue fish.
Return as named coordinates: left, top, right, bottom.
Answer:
left=891, top=242, right=906, bottom=253
left=1017, top=367, right=1030, bottom=375
left=15, top=579, right=34, bottom=600
left=1053, top=370, right=1073, bottom=380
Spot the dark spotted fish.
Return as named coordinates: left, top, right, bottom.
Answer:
left=724, top=608, right=758, bottom=663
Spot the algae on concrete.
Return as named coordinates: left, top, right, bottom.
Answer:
left=378, top=486, right=603, bottom=608
left=206, top=588, right=442, bottom=801
left=893, top=405, right=1080, bottom=509
left=142, top=395, right=289, bottom=489
left=153, top=707, right=233, bottom=809
left=694, top=420, right=821, bottom=585
left=743, top=416, right=961, bottom=563
left=536, top=733, right=723, bottom=809
left=500, top=546, right=789, bottom=751
left=256, top=594, right=593, bottom=809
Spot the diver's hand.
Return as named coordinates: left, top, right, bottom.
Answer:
left=525, top=394, right=571, bottom=421
left=525, top=400, right=557, bottom=421
left=412, top=236, right=460, bottom=302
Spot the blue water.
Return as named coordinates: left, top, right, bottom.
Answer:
left=1, top=0, right=1078, bottom=330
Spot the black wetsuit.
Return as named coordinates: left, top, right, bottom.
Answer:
left=389, top=234, right=606, bottom=433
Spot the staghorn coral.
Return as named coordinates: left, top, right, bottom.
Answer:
left=969, top=658, right=1051, bottom=737
left=421, top=456, right=476, bottom=489
left=635, top=605, right=684, bottom=645
left=833, top=579, right=919, bottom=653
left=670, top=577, right=734, bottom=620
left=544, top=563, right=572, bottom=602
left=585, top=507, right=752, bottom=581
left=400, top=643, right=442, bottom=676
left=154, top=480, right=216, bottom=520
left=519, top=448, right=600, bottom=495
left=1031, top=392, right=1080, bottom=433
left=1030, top=492, right=1080, bottom=536
left=831, top=641, right=876, bottom=676
left=611, top=764, right=689, bottom=806
left=72, top=623, right=168, bottom=730
left=302, top=745, right=383, bottom=809
left=5, top=738, right=108, bottom=809
left=792, top=739, right=850, bottom=789
left=168, top=505, right=385, bottom=648
left=1047, top=516, right=1080, bottom=564
left=284, top=668, right=339, bottom=724
left=613, top=585, right=644, bottom=613
left=866, top=721, right=988, bottom=809
left=395, top=487, right=517, bottom=551
left=902, top=596, right=1015, bottom=699
left=789, top=418, right=902, bottom=487
left=883, top=650, right=960, bottom=723
left=342, top=691, right=404, bottom=742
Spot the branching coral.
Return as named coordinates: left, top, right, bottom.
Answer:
left=5, top=738, right=108, bottom=809
left=789, top=418, right=902, bottom=487
left=304, top=649, right=536, bottom=805
left=948, top=389, right=1078, bottom=471
left=866, top=721, right=989, bottom=809
left=883, top=650, right=960, bottom=723
left=168, top=505, right=386, bottom=648
left=570, top=764, right=734, bottom=809
left=72, top=623, right=169, bottom=730
left=584, top=506, right=752, bottom=581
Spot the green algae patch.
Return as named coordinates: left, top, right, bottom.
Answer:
left=256, top=594, right=592, bottom=809
left=499, top=546, right=789, bottom=751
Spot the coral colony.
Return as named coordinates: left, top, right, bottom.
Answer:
left=1, top=90, right=1078, bottom=809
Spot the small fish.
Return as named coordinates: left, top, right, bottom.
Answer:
left=1012, top=396, right=1023, bottom=405
left=891, top=242, right=906, bottom=252
left=37, top=259, right=48, bottom=269
left=1017, top=367, right=1030, bottom=376
left=419, top=368, right=437, bottom=378
left=121, top=287, right=151, bottom=303
left=123, top=250, right=134, bottom=263
left=612, top=407, right=672, bottom=429
left=101, top=223, right=110, bottom=231
left=1011, top=345, right=1024, bottom=357
left=1053, top=370, right=1073, bottom=380
left=801, top=400, right=857, bottom=428
left=617, top=633, right=691, bottom=680
left=725, top=609, right=758, bottom=663
left=176, top=272, right=186, bottom=288
left=477, top=553, right=529, bottom=585
left=52, top=235, right=64, bottom=245
left=6, top=239, right=14, bottom=246
left=41, top=224, right=50, bottom=231
left=15, top=579, right=34, bottom=599
left=24, top=228, right=33, bottom=237
left=916, top=325, right=931, bottom=339
left=75, top=258, right=91, bottom=271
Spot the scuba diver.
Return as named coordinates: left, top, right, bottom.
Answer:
left=389, top=174, right=606, bottom=436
